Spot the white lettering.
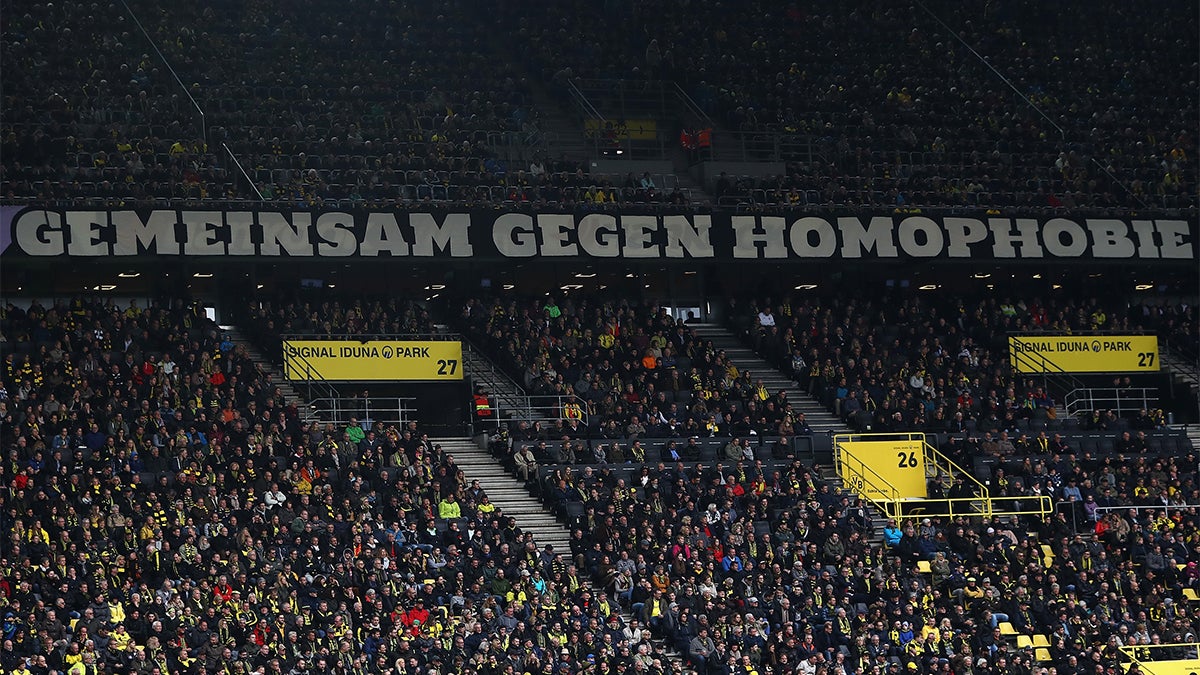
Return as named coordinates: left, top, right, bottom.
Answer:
left=897, top=217, right=945, bottom=257
left=989, top=218, right=1043, bottom=258
left=1042, top=218, right=1087, bottom=257
left=790, top=217, right=837, bottom=257
left=182, top=211, right=226, bottom=256
left=226, top=211, right=256, bottom=255
left=620, top=215, right=659, bottom=258
left=943, top=217, right=988, bottom=258
left=66, top=211, right=108, bottom=256
left=732, top=216, right=786, bottom=258
left=112, top=210, right=180, bottom=255
left=1086, top=219, right=1135, bottom=258
left=536, top=214, right=578, bottom=257
left=491, top=213, right=536, bottom=257
left=14, top=209, right=65, bottom=256
left=315, top=212, right=357, bottom=256
left=411, top=213, right=473, bottom=257
left=360, top=213, right=410, bottom=256
left=1129, top=220, right=1159, bottom=258
left=1155, top=220, right=1193, bottom=259
left=837, top=216, right=898, bottom=258
left=577, top=214, right=620, bottom=257
left=663, top=215, right=714, bottom=258
left=260, top=212, right=314, bottom=256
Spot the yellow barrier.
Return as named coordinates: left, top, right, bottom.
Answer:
left=887, top=494, right=1053, bottom=522
left=834, top=432, right=1053, bottom=521
left=835, top=445, right=901, bottom=506
left=923, top=441, right=990, bottom=502
left=1119, top=643, right=1200, bottom=675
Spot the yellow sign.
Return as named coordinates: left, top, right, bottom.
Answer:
left=838, top=439, right=927, bottom=499
left=283, top=340, right=463, bottom=381
left=1009, top=335, right=1160, bottom=373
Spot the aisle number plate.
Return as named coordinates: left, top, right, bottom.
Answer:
left=1009, top=335, right=1159, bottom=373
left=283, top=340, right=463, bottom=381
left=839, top=440, right=927, bottom=499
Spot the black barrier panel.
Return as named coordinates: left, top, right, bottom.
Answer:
left=2, top=206, right=1195, bottom=261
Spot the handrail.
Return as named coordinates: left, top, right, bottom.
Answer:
left=281, top=344, right=340, bottom=401
left=567, top=79, right=606, bottom=123
left=460, top=341, right=528, bottom=399
left=673, top=82, right=714, bottom=127
left=307, top=396, right=418, bottom=428
left=2, top=196, right=1192, bottom=220
left=1118, top=642, right=1200, bottom=673
left=889, top=494, right=1053, bottom=521
left=834, top=444, right=902, bottom=507
left=1007, top=334, right=1092, bottom=406
left=281, top=332, right=461, bottom=342
left=923, top=439, right=990, bottom=502
left=1064, top=387, right=1159, bottom=418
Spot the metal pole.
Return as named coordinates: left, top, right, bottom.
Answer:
left=224, top=142, right=265, bottom=200
left=119, top=0, right=206, bottom=144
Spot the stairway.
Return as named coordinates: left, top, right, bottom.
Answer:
left=527, top=87, right=592, bottom=164
left=435, top=436, right=688, bottom=666
left=433, top=436, right=572, bottom=552
left=1161, top=344, right=1200, bottom=411
left=460, top=341, right=532, bottom=424
left=688, top=322, right=849, bottom=435
left=686, top=323, right=891, bottom=544
left=223, top=326, right=318, bottom=423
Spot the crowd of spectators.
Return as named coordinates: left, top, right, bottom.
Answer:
left=514, top=424, right=1200, bottom=675
left=732, top=294, right=1194, bottom=437
left=0, top=296, right=684, bottom=675
left=0, top=0, right=560, bottom=207
left=5, top=0, right=1196, bottom=212
left=457, top=287, right=1200, bottom=674
left=459, top=296, right=816, bottom=445
left=501, top=0, right=1197, bottom=212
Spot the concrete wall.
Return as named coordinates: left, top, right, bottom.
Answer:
left=588, top=159, right=675, bottom=176
left=695, top=161, right=786, bottom=190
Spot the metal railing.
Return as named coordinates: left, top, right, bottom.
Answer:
left=710, top=130, right=814, bottom=163
left=280, top=344, right=341, bottom=401
left=460, top=342, right=531, bottom=420
left=1064, top=387, right=1159, bottom=418
left=307, top=397, right=418, bottom=429
left=835, top=445, right=902, bottom=506
left=887, top=494, right=1053, bottom=521
left=1118, top=643, right=1200, bottom=675
left=923, top=438, right=990, bottom=501
left=475, top=394, right=592, bottom=433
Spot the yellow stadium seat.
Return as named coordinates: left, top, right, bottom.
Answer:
left=1039, top=544, right=1055, bottom=568
left=1032, top=635, right=1050, bottom=648
left=917, top=560, right=932, bottom=574
left=1034, top=648, right=1052, bottom=662
left=1177, top=564, right=1187, bottom=571
left=1016, top=635, right=1033, bottom=649
left=999, top=622, right=1017, bottom=636
left=1183, top=588, right=1200, bottom=602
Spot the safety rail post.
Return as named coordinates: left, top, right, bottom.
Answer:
left=921, top=434, right=989, bottom=502
left=833, top=437, right=902, bottom=511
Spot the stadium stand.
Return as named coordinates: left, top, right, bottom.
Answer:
left=501, top=0, right=1198, bottom=212
left=727, top=295, right=1195, bottom=434
left=4, top=1, right=1196, bottom=210
left=0, top=296, right=680, bottom=675
left=3, top=0, right=1199, bottom=672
